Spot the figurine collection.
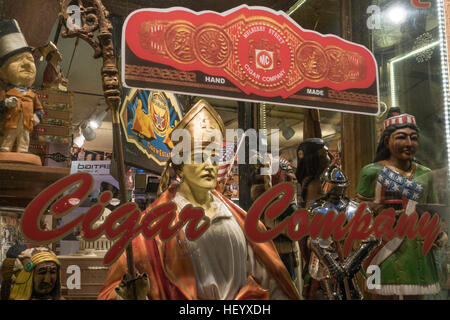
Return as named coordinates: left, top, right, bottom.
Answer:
left=0, top=3, right=448, bottom=303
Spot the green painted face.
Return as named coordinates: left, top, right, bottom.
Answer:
left=0, top=51, right=36, bottom=87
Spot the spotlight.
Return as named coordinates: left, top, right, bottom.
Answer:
left=278, top=119, right=295, bottom=140
left=73, top=133, right=85, bottom=148
left=76, top=107, right=108, bottom=143
left=89, top=119, right=100, bottom=129
left=81, top=121, right=96, bottom=141
left=386, top=5, right=407, bottom=25
left=89, top=110, right=108, bottom=130
left=73, top=126, right=85, bottom=147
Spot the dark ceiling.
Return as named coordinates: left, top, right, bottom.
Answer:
left=104, top=0, right=297, bottom=15
left=289, top=0, right=341, bottom=35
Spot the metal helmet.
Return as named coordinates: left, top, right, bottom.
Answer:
left=320, top=164, right=349, bottom=197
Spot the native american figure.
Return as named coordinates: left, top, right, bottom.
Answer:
left=2, top=246, right=61, bottom=300
left=356, top=107, right=447, bottom=299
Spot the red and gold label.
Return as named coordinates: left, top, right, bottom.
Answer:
left=123, top=5, right=379, bottom=115
left=411, top=0, right=431, bottom=8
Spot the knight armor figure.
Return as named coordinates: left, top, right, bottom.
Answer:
left=307, top=164, right=380, bottom=300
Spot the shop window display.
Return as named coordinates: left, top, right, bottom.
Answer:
left=0, top=0, right=448, bottom=305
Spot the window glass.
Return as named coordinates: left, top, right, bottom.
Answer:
left=353, top=0, right=449, bottom=300
left=354, top=0, right=448, bottom=203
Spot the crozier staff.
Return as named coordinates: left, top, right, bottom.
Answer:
left=98, top=99, right=300, bottom=300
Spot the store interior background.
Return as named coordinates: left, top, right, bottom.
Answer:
left=0, top=2, right=445, bottom=180
left=0, top=0, right=448, bottom=299
left=35, top=1, right=344, bottom=166
left=38, top=0, right=447, bottom=202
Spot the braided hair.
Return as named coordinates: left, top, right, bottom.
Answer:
left=1, top=244, right=27, bottom=300
left=295, top=138, right=327, bottom=207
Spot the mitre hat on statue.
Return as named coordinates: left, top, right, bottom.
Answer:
left=158, top=99, right=226, bottom=195
left=170, top=99, right=225, bottom=149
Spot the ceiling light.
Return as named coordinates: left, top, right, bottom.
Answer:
left=81, top=122, right=96, bottom=141
left=73, top=133, right=85, bottom=148
left=386, top=5, right=407, bottom=25
left=89, top=119, right=100, bottom=129
left=73, top=126, right=85, bottom=147
left=278, top=120, right=295, bottom=140
left=89, top=110, right=108, bottom=130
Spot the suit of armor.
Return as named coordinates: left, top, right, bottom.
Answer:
left=306, top=165, right=380, bottom=300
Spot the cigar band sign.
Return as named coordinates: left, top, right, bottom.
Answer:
left=122, top=5, right=380, bottom=115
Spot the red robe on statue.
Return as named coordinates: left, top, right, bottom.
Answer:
left=97, top=184, right=300, bottom=300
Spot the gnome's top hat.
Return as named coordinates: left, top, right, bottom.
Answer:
left=0, top=19, right=32, bottom=67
